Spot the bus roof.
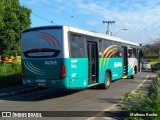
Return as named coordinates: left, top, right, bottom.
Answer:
left=22, top=25, right=139, bottom=46
left=65, top=26, right=139, bottom=46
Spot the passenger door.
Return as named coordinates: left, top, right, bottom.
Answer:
left=122, top=46, right=128, bottom=76
left=87, top=42, right=98, bottom=85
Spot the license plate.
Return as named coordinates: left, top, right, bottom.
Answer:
left=38, top=82, right=45, bottom=86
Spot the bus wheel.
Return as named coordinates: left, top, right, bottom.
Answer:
left=134, top=66, right=137, bottom=74
left=131, top=75, right=134, bottom=79
left=103, top=72, right=111, bottom=89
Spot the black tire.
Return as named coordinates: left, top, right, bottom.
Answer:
left=102, top=72, right=111, bottom=89
left=131, top=75, right=134, bottom=79
left=134, top=66, right=137, bottom=74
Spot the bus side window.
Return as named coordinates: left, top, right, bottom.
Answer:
left=98, top=39, right=103, bottom=57
left=128, top=48, right=133, bottom=58
left=111, top=42, right=121, bottom=58
left=70, top=34, right=85, bottom=58
left=133, top=48, right=137, bottom=58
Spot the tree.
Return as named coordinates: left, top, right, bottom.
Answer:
left=150, top=39, right=160, bottom=58
left=0, top=0, right=31, bottom=58
left=142, top=39, right=160, bottom=58
left=142, top=44, right=152, bottom=56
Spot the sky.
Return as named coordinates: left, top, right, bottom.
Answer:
left=20, top=0, right=160, bottom=44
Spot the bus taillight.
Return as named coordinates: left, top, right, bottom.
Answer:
left=60, top=63, right=66, bottom=79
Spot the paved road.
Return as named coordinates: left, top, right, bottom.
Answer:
left=0, top=71, right=156, bottom=120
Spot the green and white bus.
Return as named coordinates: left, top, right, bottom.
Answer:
left=21, top=25, right=141, bottom=89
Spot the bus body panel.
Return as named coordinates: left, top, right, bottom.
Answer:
left=23, top=59, right=62, bottom=78
left=22, top=58, right=69, bottom=89
left=99, top=57, right=138, bottom=83
left=67, top=58, right=88, bottom=89
left=22, top=59, right=71, bottom=88
left=22, top=58, right=88, bottom=89
left=21, top=27, right=68, bottom=88
left=128, top=58, right=137, bottom=76
left=99, top=58, right=123, bottom=83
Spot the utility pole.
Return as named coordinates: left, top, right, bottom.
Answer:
left=102, top=20, right=115, bottom=35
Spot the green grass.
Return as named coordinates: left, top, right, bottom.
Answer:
left=149, top=62, right=158, bottom=66
left=123, top=74, right=160, bottom=120
left=149, top=59, right=160, bottom=65
left=149, top=59, right=160, bottom=62
left=0, top=63, right=22, bottom=87
left=123, top=92, right=132, bottom=102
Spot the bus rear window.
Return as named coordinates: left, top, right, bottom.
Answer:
left=23, top=48, right=60, bottom=58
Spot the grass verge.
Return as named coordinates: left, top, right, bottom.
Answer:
left=123, top=73, right=160, bottom=120
left=148, top=59, right=160, bottom=65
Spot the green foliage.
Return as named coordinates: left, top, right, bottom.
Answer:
left=123, top=79, right=160, bottom=120
left=123, top=92, right=132, bottom=102
left=148, top=59, right=160, bottom=66
left=124, top=92, right=160, bottom=111
left=125, top=117, right=143, bottom=120
left=143, top=50, right=157, bottom=57
left=156, top=70, right=160, bottom=77
left=142, top=39, right=160, bottom=58
left=0, top=63, right=21, bottom=87
left=0, top=0, right=31, bottom=57
left=0, top=63, right=21, bottom=76
left=149, top=59, right=160, bottom=62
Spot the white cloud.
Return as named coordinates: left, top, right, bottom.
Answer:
left=20, top=0, right=160, bottom=43
left=21, top=0, right=50, bottom=5
left=74, top=0, right=160, bottom=43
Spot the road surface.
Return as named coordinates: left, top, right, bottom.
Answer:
left=0, top=71, right=155, bottom=120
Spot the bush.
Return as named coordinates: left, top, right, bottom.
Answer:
left=149, top=59, right=160, bottom=62
left=0, top=63, right=22, bottom=87
left=156, top=70, right=160, bottom=77
left=0, top=63, right=21, bottom=76
left=148, top=59, right=160, bottom=66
